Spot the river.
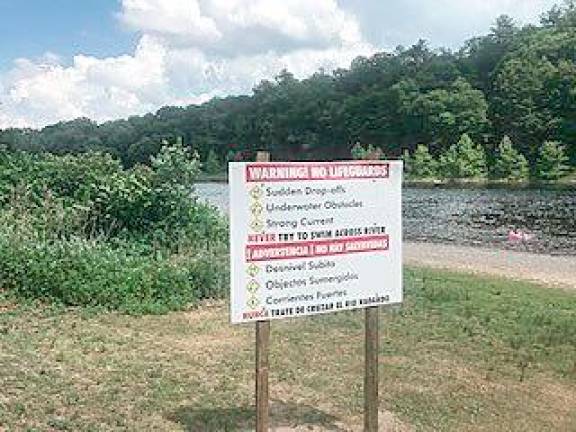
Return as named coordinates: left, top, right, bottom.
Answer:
left=195, top=183, right=576, bottom=256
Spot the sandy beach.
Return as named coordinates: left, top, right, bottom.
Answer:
left=404, top=242, right=576, bottom=290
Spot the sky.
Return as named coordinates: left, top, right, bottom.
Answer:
left=0, top=0, right=560, bottom=129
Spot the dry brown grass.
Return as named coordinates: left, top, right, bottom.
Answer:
left=1, top=268, right=575, bottom=431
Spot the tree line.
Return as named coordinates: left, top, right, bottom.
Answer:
left=397, top=135, right=567, bottom=181
left=1, top=2, right=575, bottom=180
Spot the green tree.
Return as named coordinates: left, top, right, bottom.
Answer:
left=127, top=136, right=163, bottom=166
left=409, top=78, right=490, bottom=147
left=540, top=0, right=576, bottom=28
left=458, top=15, right=518, bottom=91
left=406, top=144, right=438, bottom=179
left=536, top=141, right=569, bottom=180
left=350, top=143, right=384, bottom=160
left=351, top=142, right=366, bottom=159
left=439, top=133, right=487, bottom=179
left=494, top=136, right=529, bottom=181
left=204, top=149, right=222, bottom=175
left=402, top=149, right=412, bottom=177
left=226, top=150, right=236, bottom=163
left=491, top=27, right=576, bottom=158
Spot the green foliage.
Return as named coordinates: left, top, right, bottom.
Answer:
left=458, top=15, right=518, bottom=92
left=439, top=133, right=487, bottom=179
left=0, top=144, right=227, bottom=312
left=350, top=142, right=365, bottom=160
left=350, top=143, right=384, bottom=160
left=494, top=136, right=530, bottom=181
left=402, top=149, right=412, bottom=177
left=0, top=142, right=205, bottom=241
left=0, top=224, right=227, bottom=314
left=225, top=149, right=236, bottom=163
left=536, top=141, right=570, bottom=181
left=83, top=142, right=203, bottom=239
left=540, top=0, right=576, bottom=28
left=127, top=136, right=162, bottom=166
left=409, top=78, right=490, bottom=146
left=150, top=141, right=200, bottom=190
left=491, top=23, right=576, bottom=158
left=405, top=267, right=576, bottom=379
left=0, top=150, right=122, bottom=205
left=405, top=144, right=438, bottom=179
left=204, top=149, right=222, bottom=174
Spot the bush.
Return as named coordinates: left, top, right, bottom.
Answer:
left=351, top=142, right=365, bottom=160
left=204, top=149, right=222, bottom=175
left=350, top=143, right=384, bottom=160
left=0, top=224, right=227, bottom=313
left=0, top=151, right=122, bottom=206
left=536, top=141, right=569, bottom=181
left=84, top=143, right=204, bottom=239
left=439, top=133, right=487, bottom=179
left=226, top=149, right=237, bottom=164
left=0, top=142, right=229, bottom=312
left=493, top=136, right=529, bottom=181
left=1, top=142, right=210, bottom=241
left=404, top=144, right=437, bottom=179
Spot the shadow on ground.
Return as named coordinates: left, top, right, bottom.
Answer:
left=167, top=399, right=347, bottom=431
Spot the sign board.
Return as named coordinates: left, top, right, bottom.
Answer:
left=229, top=161, right=402, bottom=324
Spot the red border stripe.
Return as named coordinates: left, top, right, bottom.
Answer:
left=245, top=235, right=390, bottom=262
left=245, top=162, right=390, bottom=182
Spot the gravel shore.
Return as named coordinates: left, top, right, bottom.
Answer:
left=404, top=242, right=576, bottom=290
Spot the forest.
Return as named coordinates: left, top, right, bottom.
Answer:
left=1, top=2, right=575, bottom=181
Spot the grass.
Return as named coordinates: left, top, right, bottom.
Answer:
left=0, top=267, right=575, bottom=431
left=559, top=169, right=576, bottom=185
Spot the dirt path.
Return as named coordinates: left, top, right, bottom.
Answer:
left=404, top=242, right=576, bottom=290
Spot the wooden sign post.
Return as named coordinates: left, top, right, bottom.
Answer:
left=365, top=306, right=379, bottom=431
left=229, top=156, right=402, bottom=432
left=256, top=319, right=270, bottom=431
left=255, top=151, right=271, bottom=432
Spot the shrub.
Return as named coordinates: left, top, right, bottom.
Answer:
left=2, top=142, right=209, bottom=240
left=350, top=143, right=384, bottom=160
left=493, top=136, right=529, bottom=181
left=0, top=142, right=229, bottom=312
left=225, top=150, right=236, bottom=164
left=204, top=149, right=222, bottom=175
left=439, top=133, right=487, bottom=179
left=405, top=144, right=438, bottom=179
left=536, top=141, right=569, bottom=181
left=0, top=151, right=122, bottom=206
left=0, top=223, right=227, bottom=313
left=351, top=142, right=366, bottom=160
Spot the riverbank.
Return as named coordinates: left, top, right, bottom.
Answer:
left=405, top=242, right=576, bottom=290
left=1, top=267, right=574, bottom=431
left=197, top=172, right=576, bottom=188
left=197, top=172, right=229, bottom=183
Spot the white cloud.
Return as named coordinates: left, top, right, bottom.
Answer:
left=119, top=0, right=222, bottom=46
left=0, top=36, right=170, bottom=128
left=340, top=0, right=558, bottom=50
left=0, top=0, right=371, bottom=129
left=0, top=0, right=560, bottom=129
left=119, top=0, right=364, bottom=54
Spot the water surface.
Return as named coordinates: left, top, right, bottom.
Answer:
left=196, top=183, right=576, bottom=256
